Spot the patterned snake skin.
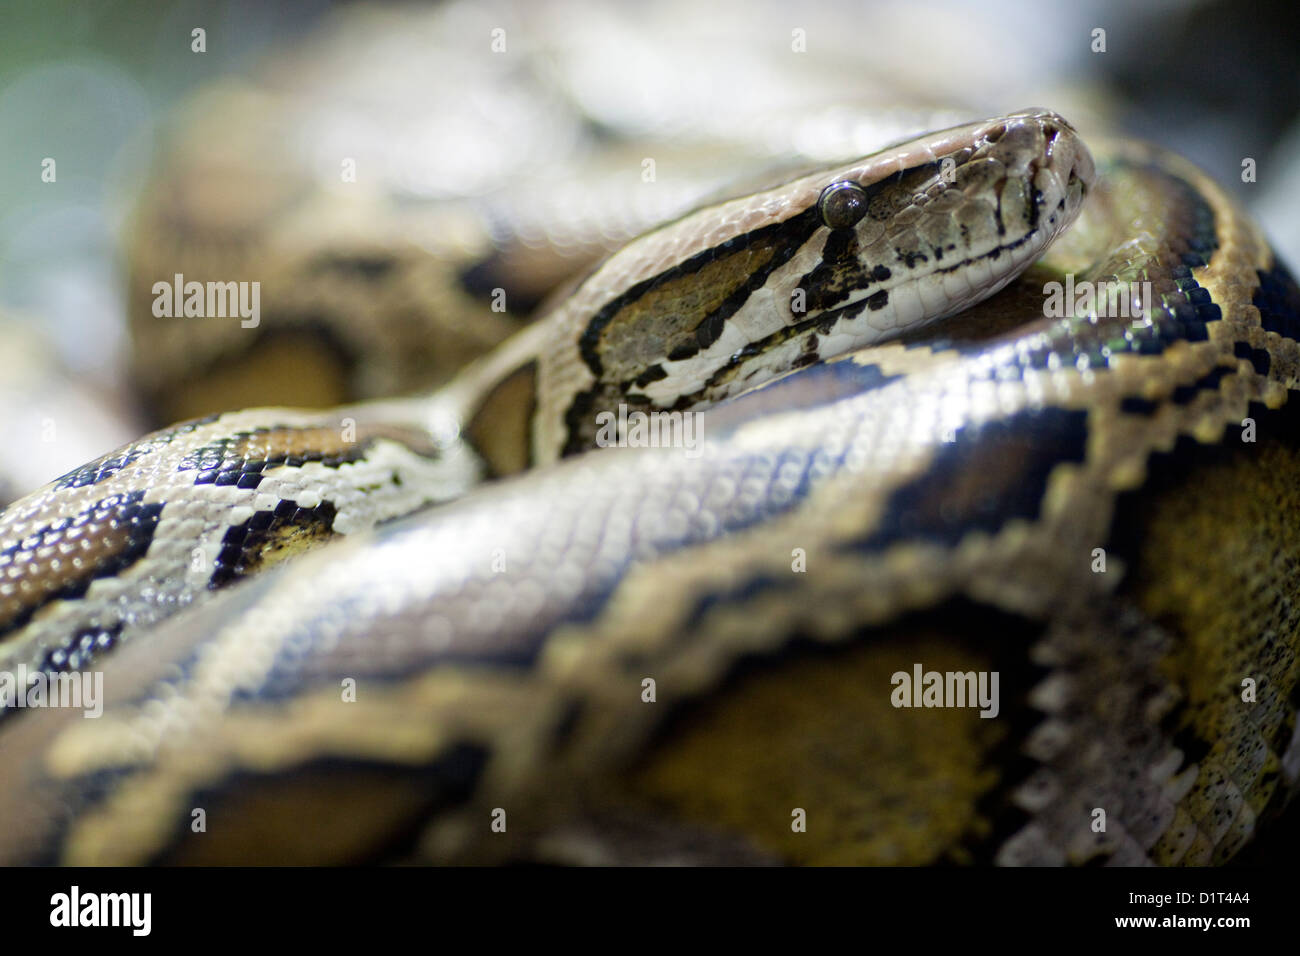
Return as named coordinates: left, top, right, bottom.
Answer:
left=0, top=98, right=1297, bottom=865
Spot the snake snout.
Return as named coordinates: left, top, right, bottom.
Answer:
left=1007, top=109, right=1098, bottom=241
left=1024, top=108, right=1097, bottom=196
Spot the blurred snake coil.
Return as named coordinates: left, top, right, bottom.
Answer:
left=0, top=90, right=1297, bottom=866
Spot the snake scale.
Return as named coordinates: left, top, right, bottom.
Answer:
left=0, top=100, right=1298, bottom=865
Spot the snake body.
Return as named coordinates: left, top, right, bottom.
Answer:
left=0, top=106, right=1298, bottom=865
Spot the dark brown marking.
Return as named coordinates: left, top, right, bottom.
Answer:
left=797, top=227, right=865, bottom=312
left=576, top=207, right=823, bottom=382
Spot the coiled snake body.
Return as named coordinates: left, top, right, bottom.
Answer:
left=0, top=107, right=1297, bottom=865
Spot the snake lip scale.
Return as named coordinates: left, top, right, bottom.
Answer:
left=0, top=105, right=1298, bottom=866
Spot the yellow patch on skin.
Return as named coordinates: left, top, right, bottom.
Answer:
left=614, top=633, right=1007, bottom=864
left=1126, top=438, right=1300, bottom=861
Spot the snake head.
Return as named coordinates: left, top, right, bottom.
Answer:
left=537, top=108, right=1096, bottom=460
left=794, top=107, right=1096, bottom=338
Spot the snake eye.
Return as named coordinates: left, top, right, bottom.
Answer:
left=818, top=181, right=868, bottom=229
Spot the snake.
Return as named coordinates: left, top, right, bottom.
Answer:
left=0, top=102, right=1297, bottom=866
